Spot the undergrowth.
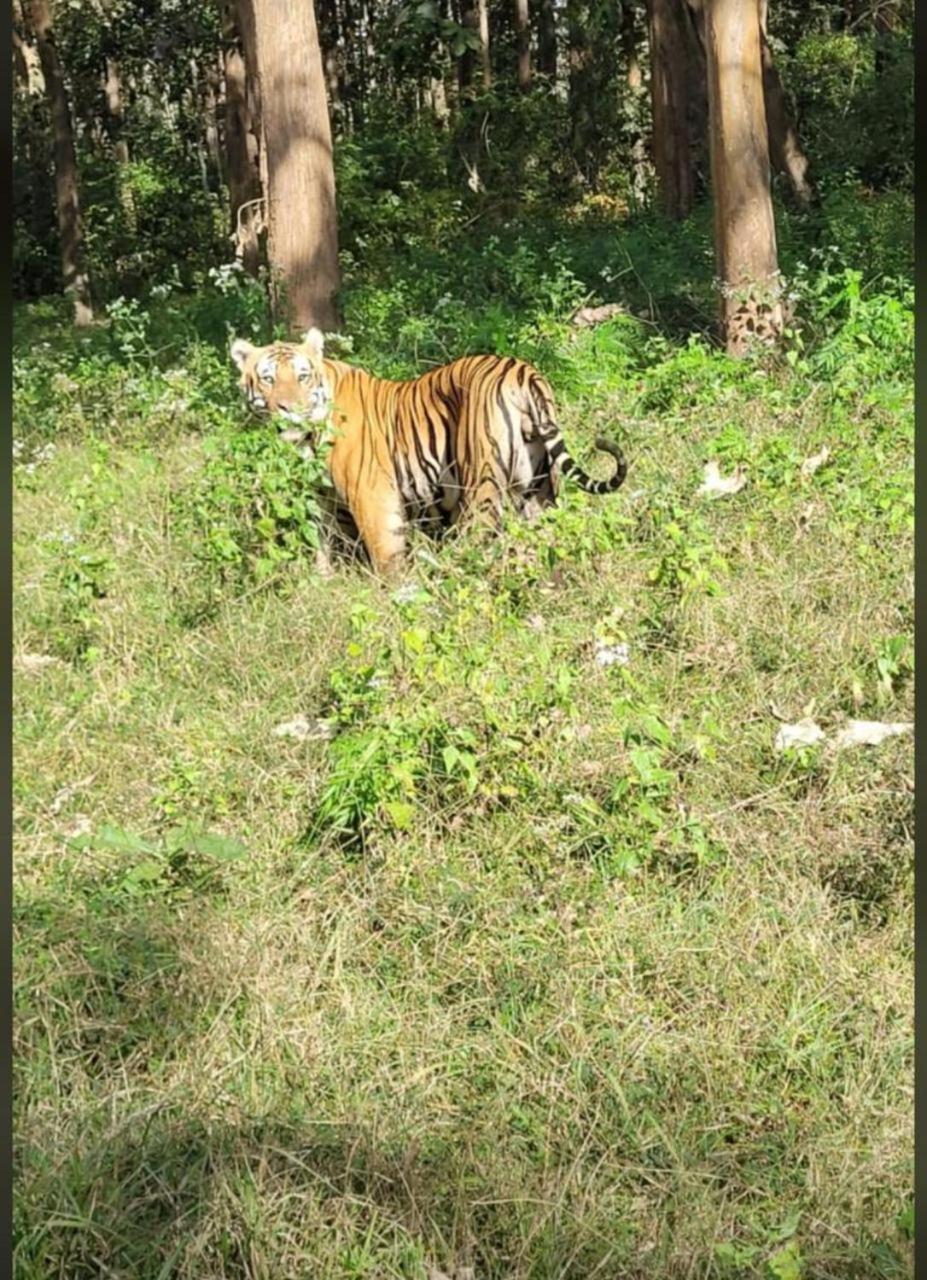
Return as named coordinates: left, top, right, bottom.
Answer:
left=13, top=191, right=913, bottom=1279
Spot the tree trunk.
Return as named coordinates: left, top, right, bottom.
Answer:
left=25, top=0, right=93, bottom=324
left=758, top=0, right=814, bottom=206
left=241, top=0, right=341, bottom=333
left=704, top=0, right=782, bottom=356
left=104, top=55, right=137, bottom=231
left=458, top=0, right=476, bottom=98
left=567, top=0, right=595, bottom=182
left=477, top=0, right=491, bottom=89
left=12, top=11, right=44, bottom=96
left=536, top=0, right=556, bottom=78
left=430, top=76, right=449, bottom=123
left=224, top=5, right=263, bottom=276
left=646, top=0, right=698, bottom=219
left=515, top=0, right=530, bottom=91
left=621, top=1, right=649, bottom=206
left=204, top=58, right=224, bottom=184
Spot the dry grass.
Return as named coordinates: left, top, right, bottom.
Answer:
left=14, top=338, right=912, bottom=1279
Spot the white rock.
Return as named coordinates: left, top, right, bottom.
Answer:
left=272, top=716, right=333, bottom=741
left=800, top=445, right=831, bottom=478
left=832, top=719, right=912, bottom=750
left=774, top=719, right=825, bottom=752
left=697, top=460, right=747, bottom=498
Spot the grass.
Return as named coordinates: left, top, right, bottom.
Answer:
left=13, top=194, right=913, bottom=1278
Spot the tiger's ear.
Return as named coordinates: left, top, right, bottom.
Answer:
left=301, top=327, right=325, bottom=360
left=230, top=338, right=255, bottom=370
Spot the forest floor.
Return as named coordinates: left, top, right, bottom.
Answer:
left=13, top=196, right=913, bottom=1278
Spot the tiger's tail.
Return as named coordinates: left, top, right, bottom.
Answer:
left=526, top=375, right=628, bottom=495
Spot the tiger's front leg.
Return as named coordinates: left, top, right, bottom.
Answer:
left=349, top=480, right=408, bottom=576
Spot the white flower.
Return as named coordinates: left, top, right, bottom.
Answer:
left=594, top=640, right=630, bottom=668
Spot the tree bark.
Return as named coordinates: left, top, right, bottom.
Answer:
left=477, top=0, right=491, bottom=90
left=25, top=0, right=93, bottom=324
left=458, top=1, right=476, bottom=98
left=704, top=0, right=782, bottom=356
left=204, top=58, right=224, bottom=184
left=241, top=0, right=341, bottom=333
left=224, top=5, right=263, bottom=276
left=646, top=0, right=700, bottom=219
left=515, top=0, right=530, bottom=91
left=621, top=1, right=648, bottom=205
left=104, top=55, right=137, bottom=232
left=536, top=0, right=556, bottom=78
left=567, top=0, right=595, bottom=182
left=758, top=0, right=814, bottom=206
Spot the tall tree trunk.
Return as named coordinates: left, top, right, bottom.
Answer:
left=25, top=0, right=93, bottom=324
left=204, top=58, right=224, bottom=184
left=224, top=5, right=263, bottom=276
left=646, top=0, right=698, bottom=218
left=104, top=55, right=136, bottom=231
left=536, top=0, right=556, bottom=78
left=758, top=0, right=814, bottom=206
left=515, top=0, right=530, bottom=91
left=621, top=0, right=649, bottom=206
left=12, top=7, right=44, bottom=96
left=430, top=76, right=449, bottom=123
left=567, top=0, right=595, bottom=183
left=241, top=0, right=341, bottom=333
left=704, top=0, right=782, bottom=356
left=477, top=0, right=491, bottom=89
left=316, top=0, right=343, bottom=125
left=458, top=0, right=476, bottom=98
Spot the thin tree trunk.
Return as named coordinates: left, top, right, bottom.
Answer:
left=224, top=4, right=263, bottom=276
left=647, top=0, right=696, bottom=218
left=536, top=0, right=556, bottom=78
left=621, top=1, right=648, bottom=206
left=515, top=0, right=530, bottom=91
left=241, top=0, right=341, bottom=332
left=478, top=0, right=491, bottom=89
left=12, top=8, right=44, bottom=96
left=104, top=55, right=136, bottom=231
left=25, top=0, right=93, bottom=324
left=704, top=0, right=782, bottom=356
left=458, top=0, right=475, bottom=98
left=430, top=76, right=449, bottom=123
left=567, top=0, right=595, bottom=182
left=758, top=0, right=814, bottom=206
left=204, top=58, right=224, bottom=184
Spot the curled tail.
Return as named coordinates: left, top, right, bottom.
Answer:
left=527, top=376, right=628, bottom=495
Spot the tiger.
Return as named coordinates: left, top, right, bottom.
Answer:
left=230, top=327, right=628, bottom=575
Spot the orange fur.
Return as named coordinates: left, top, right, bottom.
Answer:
left=231, top=330, right=627, bottom=574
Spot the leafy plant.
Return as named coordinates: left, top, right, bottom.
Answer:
left=65, top=823, right=248, bottom=902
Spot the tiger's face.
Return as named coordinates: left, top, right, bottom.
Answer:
left=230, top=327, right=331, bottom=445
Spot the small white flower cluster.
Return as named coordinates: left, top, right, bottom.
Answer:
left=207, top=260, right=246, bottom=296
left=594, top=639, right=630, bottom=668
left=15, top=440, right=56, bottom=474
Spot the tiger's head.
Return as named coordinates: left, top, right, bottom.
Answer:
left=230, top=327, right=332, bottom=446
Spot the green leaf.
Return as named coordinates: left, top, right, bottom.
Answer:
left=123, top=859, right=165, bottom=886
left=384, top=800, right=415, bottom=830
left=767, top=1239, right=804, bottom=1280
left=188, top=832, right=248, bottom=862
left=93, top=824, right=157, bottom=855
left=402, top=627, right=428, bottom=654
